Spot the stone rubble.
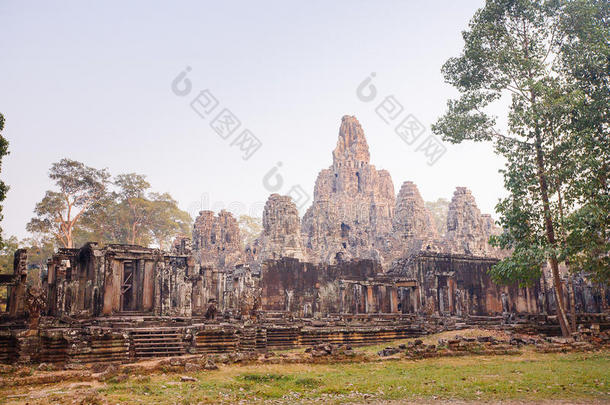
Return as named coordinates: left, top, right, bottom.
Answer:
left=376, top=329, right=610, bottom=359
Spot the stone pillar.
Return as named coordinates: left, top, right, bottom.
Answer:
left=366, top=285, right=374, bottom=313
left=448, top=278, right=455, bottom=314
left=8, top=249, right=28, bottom=318
left=339, top=283, right=346, bottom=313
left=390, top=287, right=398, bottom=313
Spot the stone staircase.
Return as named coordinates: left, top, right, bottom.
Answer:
left=0, top=335, right=18, bottom=363
left=130, top=328, right=185, bottom=359
left=194, top=329, right=239, bottom=354
left=38, top=337, right=69, bottom=364
left=265, top=326, right=300, bottom=349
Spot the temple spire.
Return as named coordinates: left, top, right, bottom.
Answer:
left=332, top=115, right=370, bottom=166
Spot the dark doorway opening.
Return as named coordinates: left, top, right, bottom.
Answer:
left=121, top=261, right=135, bottom=311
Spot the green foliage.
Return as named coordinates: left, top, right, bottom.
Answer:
left=556, top=0, right=610, bottom=282
left=75, top=174, right=192, bottom=249
left=27, top=162, right=192, bottom=250
left=115, top=173, right=150, bottom=199
left=432, top=0, right=609, bottom=287
left=22, top=234, right=58, bottom=270
left=74, top=191, right=126, bottom=245
left=0, top=236, right=46, bottom=312
left=27, top=159, right=110, bottom=248
left=238, top=215, right=262, bottom=247
left=114, top=173, right=153, bottom=245
left=238, top=373, right=291, bottom=383
left=0, top=113, right=10, bottom=247
left=92, top=350, right=610, bottom=403
left=0, top=235, right=19, bottom=274
left=0, top=234, right=56, bottom=277
left=425, top=198, right=450, bottom=236
left=147, top=192, right=193, bottom=250
left=563, top=201, right=610, bottom=283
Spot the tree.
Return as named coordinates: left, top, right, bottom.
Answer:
left=27, top=159, right=110, bottom=248
left=432, top=0, right=582, bottom=335
left=114, top=173, right=154, bottom=245
left=73, top=191, right=126, bottom=246
left=557, top=0, right=609, bottom=283
left=0, top=235, right=19, bottom=274
left=27, top=161, right=192, bottom=252
left=75, top=173, right=192, bottom=249
left=21, top=235, right=57, bottom=271
left=0, top=235, right=19, bottom=311
left=0, top=114, right=10, bottom=248
left=425, top=198, right=450, bottom=237
left=148, top=192, right=192, bottom=250
left=238, top=215, right=263, bottom=247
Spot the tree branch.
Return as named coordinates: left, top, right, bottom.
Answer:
left=488, top=129, right=534, bottom=147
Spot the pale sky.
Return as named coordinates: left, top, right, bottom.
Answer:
left=0, top=0, right=508, bottom=240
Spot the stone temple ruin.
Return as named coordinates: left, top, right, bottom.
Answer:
left=0, top=115, right=607, bottom=366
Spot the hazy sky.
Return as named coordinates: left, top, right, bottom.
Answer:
left=0, top=0, right=508, bottom=240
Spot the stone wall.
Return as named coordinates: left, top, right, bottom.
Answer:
left=390, top=252, right=539, bottom=316
left=260, top=258, right=389, bottom=317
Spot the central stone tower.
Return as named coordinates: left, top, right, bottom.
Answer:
left=301, top=115, right=396, bottom=265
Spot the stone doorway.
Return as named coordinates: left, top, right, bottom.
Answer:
left=398, top=287, right=418, bottom=313
left=121, top=261, right=136, bottom=311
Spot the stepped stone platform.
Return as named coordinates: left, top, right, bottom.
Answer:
left=1, top=312, right=608, bottom=367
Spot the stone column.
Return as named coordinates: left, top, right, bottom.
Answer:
left=448, top=278, right=455, bottom=314
left=339, top=283, right=346, bottom=314
left=366, top=285, right=375, bottom=313
left=390, top=287, right=399, bottom=313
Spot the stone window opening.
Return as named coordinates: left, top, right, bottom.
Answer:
left=340, top=222, right=350, bottom=238
left=332, top=173, right=338, bottom=193
left=356, top=171, right=361, bottom=192
left=335, top=251, right=344, bottom=264
left=121, top=261, right=135, bottom=311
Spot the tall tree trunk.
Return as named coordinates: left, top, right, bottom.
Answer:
left=555, top=169, right=577, bottom=332
left=67, top=227, right=73, bottom=248
left=568, top=275, right=577, bottom=331
left=534, top=135, right=572, bottom=336
left=541, top=269, right=550, bottom=314
left=130, top=222, right=137, bottom=245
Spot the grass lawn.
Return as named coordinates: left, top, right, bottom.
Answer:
left=95, top=349, right=609, bottom=404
